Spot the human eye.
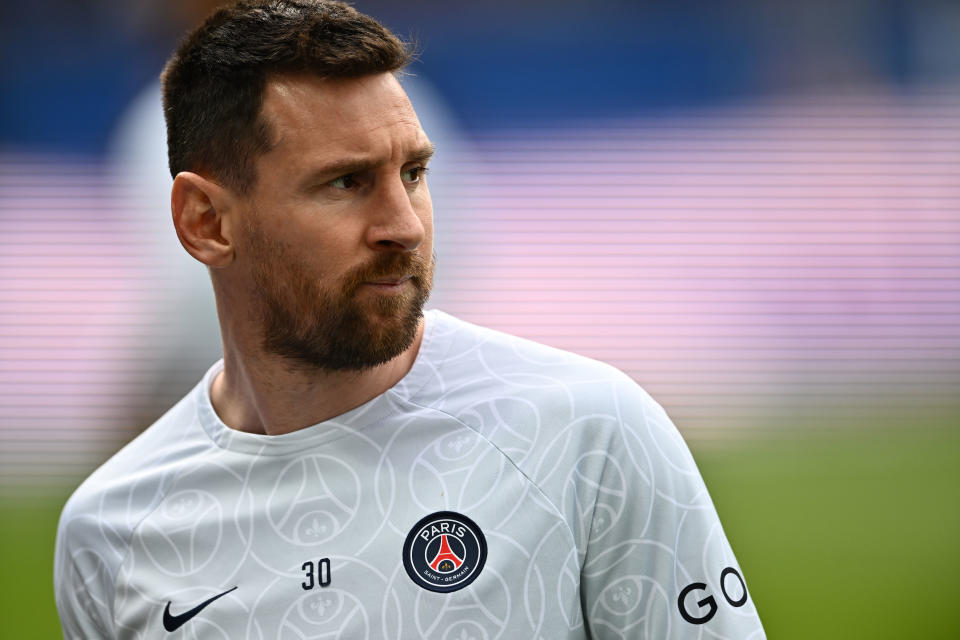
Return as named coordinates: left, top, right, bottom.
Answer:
left=328, top=173, right=357, bottom=190
left=401, top=166, right=429, bottom=185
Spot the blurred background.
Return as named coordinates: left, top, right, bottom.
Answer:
left=1, top=0, right=958, bottom=637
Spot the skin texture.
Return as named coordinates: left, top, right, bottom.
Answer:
left=170, top=72, right=435, bottom=435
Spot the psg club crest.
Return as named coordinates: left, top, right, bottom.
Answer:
left=402, top=511, right=487, bottom=593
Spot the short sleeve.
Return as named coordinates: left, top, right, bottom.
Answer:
left=54, top=498, right=116, bottom=639
left=579, top=381, right=765, bottom=639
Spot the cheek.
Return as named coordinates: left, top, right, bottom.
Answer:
left=247, top=236, right=332, bottom=289
left=271, top=217, right=358, bottom=273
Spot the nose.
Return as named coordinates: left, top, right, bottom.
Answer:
left=365, top=176, right=428, bottom=252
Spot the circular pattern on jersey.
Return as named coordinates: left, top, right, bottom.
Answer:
left=402, top=511, right=487, bottom=593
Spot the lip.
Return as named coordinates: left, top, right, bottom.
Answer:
left=365, top=275, right=412, bottom=286
left=361, top=275, right=412, bottom=291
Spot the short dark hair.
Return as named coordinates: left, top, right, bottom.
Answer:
left=161, top=0, right=413, bottom=192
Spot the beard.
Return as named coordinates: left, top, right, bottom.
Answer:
left=247, top=235, right=434, bottom=373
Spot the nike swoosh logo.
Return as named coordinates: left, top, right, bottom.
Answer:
left=162, top=586, right=237, bottom=632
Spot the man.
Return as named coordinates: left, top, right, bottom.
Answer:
left=55, top=1, right=765, bottom=638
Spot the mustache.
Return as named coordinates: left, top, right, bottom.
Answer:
left=342, top=252, right=432, bottom=294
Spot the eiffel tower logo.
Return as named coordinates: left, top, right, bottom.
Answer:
left=429, top=534, right=464, bottom=572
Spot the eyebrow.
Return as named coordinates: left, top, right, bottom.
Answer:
left=299, top=143, right=436, bottom=188
left=407, top=143, right=437, bottom=167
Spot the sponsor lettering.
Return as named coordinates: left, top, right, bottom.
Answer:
left=677, top=567, right=748, bottom=625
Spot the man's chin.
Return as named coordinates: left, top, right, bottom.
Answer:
left=262, top=280, right=430, bottom=372
left=362, top=304, right=424, bottom=346
left=359, top=283, right=428, bottom=320
left=311, top=301, right=423, bottom=371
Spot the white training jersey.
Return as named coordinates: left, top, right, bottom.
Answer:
left=55, top=309, right=765, bottom=639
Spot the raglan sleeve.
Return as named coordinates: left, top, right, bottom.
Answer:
left=579, top=378, right=765, bottom=639
left=54, top=495, right=116, bottom=640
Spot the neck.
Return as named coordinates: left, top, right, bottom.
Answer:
left=210, top=319, right=425, bottom=436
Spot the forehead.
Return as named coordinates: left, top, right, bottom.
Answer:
left=259, top=72, right=427, bottom=160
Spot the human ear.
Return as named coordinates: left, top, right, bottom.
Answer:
left=170, top=172, right=236, bottom=268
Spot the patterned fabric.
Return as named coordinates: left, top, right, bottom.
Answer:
left=55, top=310, right=764, bottom=639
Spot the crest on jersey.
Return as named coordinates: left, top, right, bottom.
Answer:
left=402, top=511, right=487, bottom=593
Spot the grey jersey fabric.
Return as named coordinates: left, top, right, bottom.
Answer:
left=55, top=309, right=765, bottom=639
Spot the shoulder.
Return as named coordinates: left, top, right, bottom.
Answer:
left=56, top=382, right=210, bottom=581
left=422, top=310, right=639, bottom=406
left=418, top=310, right=681, bottom=477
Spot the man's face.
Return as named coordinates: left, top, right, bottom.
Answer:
left=236, top=72, right=435, bottom=372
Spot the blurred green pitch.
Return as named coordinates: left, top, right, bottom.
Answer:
left=3, top=425, right=958, bottom=638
